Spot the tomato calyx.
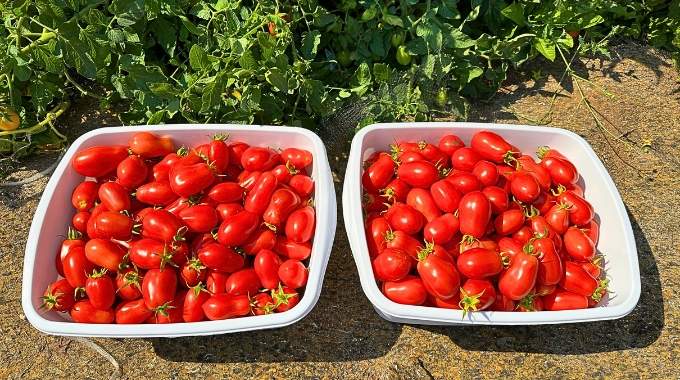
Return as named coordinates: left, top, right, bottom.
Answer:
left=264, top=221, right=278, bottom=232
left=416, top=242, right=435, bottom=262
left=516, top=294, right=538, bottom=311
left=383, top=230, right=396, bottom=244
left=285, top=160, right=299, bottom=175
left=500, top=252, right=512, bottom=268
left=250, top=295, right=276, bottom=315
left=153, top=301, right=176, bottom=318
left=87, top=268, right=108, bottom=279
left=120, top=270, right=142, bottom=292
left=459, top=287, right=485, bottom=318
left=177, top=146, right=190, bottom=157
left=173, top=226, right=189, bottom=242
left=212, top=133, right=229, bottom=142
left=187, top=257, right=206, bottom=272
left=41, top=286, right=65, bottom=311
left=459, top=234, right=477, bottom=249
left=591, top=279, right=609, bottom=302
left=502, top=151, right=520, bottom=166
left=523, top=204, right=539, bottom=218
left=550, top=184, right=567, bottom=197
left=271, top=284, right=297, bottom=306
left=536, top=146, right=551, bottom=160
left=66, top=226, right=83, bottom=240
left=380, top=187, right=398, bottom=203
left=190, top=282, right=209, bottom=296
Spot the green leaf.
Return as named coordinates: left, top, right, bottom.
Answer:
left=373, top=63, right=390, bottom=83
left=449, top=29, right=476, bottom=49
left=147, top=110, right=166, bottom=124
left=467, top=66, right=484, bottom=81
left=301, top=30, right=321, bottom=60
left=382, top=14, right=403, bottom=28
left=265, top=68, right=288, bottom=93
left=534, top=37, right=556, bottom=61
left=581, top=15, right=605, bottom=29
left=201, top=74, right=226, bottom=113
left=189, top=44, right=210, bottom=70
left=501, top=2, right=525, bottom=26
left=362, top=5, right=378, bottom=22
left=350, top=62, right=372, bottom=95
left=416, top=21, right=443, bottom=52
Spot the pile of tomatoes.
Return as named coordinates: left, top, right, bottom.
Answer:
left=41, top=132, right=316, bottom=324
left=362, top=131, right=606, bottom=313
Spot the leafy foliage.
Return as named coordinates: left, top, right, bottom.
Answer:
left=0, top=0, right=678, bottom=160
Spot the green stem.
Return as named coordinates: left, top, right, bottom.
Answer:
left=20, top=31, right=57, bottom=54
left=64, top=71, right=102, bottom=99
left=0, top=101, right=70, bottom=137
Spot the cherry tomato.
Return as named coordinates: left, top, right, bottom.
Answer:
left=516, top=155, right=551, bottom=191
left=244, top=172, right=278, bottom=215
left=516, top=294, right=544, bottom=312
left=142, top=209, right=186, bottom=242
left=381, top=178, right=410, bottom=203
left=498, top=236, right=523, bottom=261
left=456, top=248, right=503, bottom=279
left=207, top=182, right=244, bottom=203
left=116, top=268, right=142, bottom=301
left=225, top=269, right=262, bottom=295
left=398, top=151, right=426, bottom=164
left=182, top=284, right=211, bottom=322
left=129, top=132, right=174, bottom=158
left=217, top=210, right=259, bottom=246
left=481, top=186, right=509, bottom=215
left=251, top=292, right=276, bottom=315
left=208, top=137, right=230, bottom=174
left=494, top=209, right=525, bottom=236
left=72, top=146, right=129, bottom=178
left=491, top=293, right=515, bottom=311
left=543, top=203, right=570, bottom=235
left=450, top=147, right=481, bottom=172
left=446, top=171, right=482, bottom=194
left=498, top=252, right=538, bottom=301
left=85, top=269, right=115, bottom=310
left=152, top=153, right=180, bottom=181
left=458, top=191, right=491, bottom=238
left=542, top=289, right=588, bottom=311
left=198, top=242, right=245, bottom=272
left=531, top=237, right=563, bottom=286
left=150, top=290, right=186, bottom=323
left=142, top=268, right=177, bottom=309
left=71, top=181, right=99, bottom=211
left=362, top=154, right=395, bottom=193
left=56, top=228, right=85, bottom=277
left=240, top=147, right=280, bottom=172
left=169, top=162, right=215, bottom=197
left=254, top=249, right=282, bottom=289
left=385, top=202, right=424, bottom=235
left=560, top=261, right=598, bottom=297
left=216, top=202, right=244, bottom=221
left=385, top=230, right=421, bottom=259
left=365, top=216, right=390, bottom=259
left=116, top=155, right=148, bottom=190
left=382, top=276, right=427, bottom=305
left=180, top=258, right=207, bottom=287
left=202, top=294, right=251, bottom=320
left=397, top=161, right=439, bottom=189
left=42, top=279, right=75, bottom=312
left=423, top=213, right=459, bottom=245
left=417, top=252, right=460, bottom=300
left=274, top=237, right=312, bottom=260
left=98, top=182, right=131, bottom=212
left=206, top=270, right=229, bottom=294
left=372, top=248, right=412, bottom=282
left=271, top=163, right=295, bottom=183
left=136, top=180, right=178, bottom=206
left=271, top=285, right=300, bottom=312
left=510, top=172, right=541, bottom=203
left=84, top=239, right=125, bottom=272
left=264, top=188, right=301, bottom=229
left=178, top=204, right=218, bottom=233
left=72, top=211, right=90, bottom=233
left=278, top=259, right=308, bottom=289
left=242, top=228, right=277, bottom=255
left=70, top=300, right=115, bottom=323
left=281, top=148, right=313, bottom=169
left=115, top=298, right=153, bottom=324
left=285, top=206, right=315, bottom=243
left=91, top=211, right=133, bottom=240
left=583, top=220, right=600, bottom=246
left=471, top=131, right=517, bottom=163
left=129, top=239, right=174, bottom=269
left=459, top=279, right=496, bottom=313
left=289, top=174, right=314, bottom=198
left=533, top=191, right=557, bottom=215
left=406, top=188, right=441, bottom=223
left=438, top=134, right=464, bottom=156
left=541, top=156, right=579, bottom=186
left=472, top=160, right=499, bottom=187
left=429, top=179, right=462, bottom=213
left=563, top=227, right=596, bottom=261
left=395, top=45, right=411, bottom=65
left=557, top=190, right=594, bottom=226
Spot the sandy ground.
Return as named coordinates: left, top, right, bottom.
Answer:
left=0, top=42, right=679, bottom=379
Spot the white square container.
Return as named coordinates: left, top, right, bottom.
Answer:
left=22, top=124, right=336, bottom=337
left=343, top=122, right=641, bottom=325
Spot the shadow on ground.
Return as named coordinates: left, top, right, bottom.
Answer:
left=417, top=209, right=663, bottom=354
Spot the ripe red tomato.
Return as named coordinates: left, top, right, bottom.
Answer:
left=557, top=190, right=594, bottom=226
left=240, top=147, right=280, bottom=171
left=563, top=227, right=596, bottom=261
left=429, top=179, right=462, bottom=213
left=141, top=268, right=177, bottom=309
left=459, top=279, right=496, bottom=313
left=470, top=131, right=517, bottom=163
left=251, top=293, right=276, bottom=315
left=91, top=211, right=133, bottom=240
left=397, top=161, right=439, bottom=188
left=541, top=156, right=579, bottom=186
left=274, top=237, right=312, bottom=260
left=216, top=202, right=244, bottom=221
left=152, top=153, right=180, bottom=181
left=516, top=155, right=551, bottom=190
left=84, top=239, right=125, bottom=272
left=208, top=137, right=230, bottom=174
left=498, top=236, right=523, bottom=261
left=510, top=171, right=541, bottom=203
left=71, top=181, right=99, bottom=211
left=198, top=242, right=245, bottom=272
left=85, top=269, right=116, bottom=310
left=180, top=258, right=207, bottom=287
left=202, top=294, right=251, bottom=320
left=98, top=182, right=131, bottom=212
left=494, top=209, right=525, bottom=236
left=365, top=216, right=391, bottom=258
left=372, top=248, right=412, bottom=282
left=56, top=229, right=85, bottom=277
left=141, top=209, right=185, bottom=242
left=42, top=279, right=75, bottom=312
left=491, top=293, right=515, bottom=311
left=533, top=191, right=557, bottom=215
left=207, top=182, right=244, bottom=203
left=206, top=270, right=229, bottom=294
left=271, top=285, right=300, bottom=312
left=115, top=299, right=153, bottom=324
left=438, top=134, right=464, bottom=156
left=70, top=300, right=115, bottom=323
left=362, top=153, right=396, bottom=193
left=446, top=171, right=482, bottom=194
left=244, top=171, right=278, bottom=214
left=457, top=248, right=503, bottom=279
left=72, top=145, right=129, bottom=178
left=254, top=249, right=282, bottom=289
left=225, top=269, right=262, bottom=295
left=385, top=202, right=424, bottom=235
left=382, top=276, right=427, bottom=305
left=385, top=230, right=421, bottom=259
left=382, top=178, right=410, bottom=203
left=482, top=186, right=509, bottom=215
left=498, top=252, right=538, bottom=301
left=423, top=213, right=459, bottom=245
left=129, top=132, right=174, bottom=158
left=116, top=268, right=142, bottom=300
left=289, top=174, right=314, bottom=198
left=151, top=290, right=186, bottom=323
left=418, top=142, right=448, bottom=167
left=136, top=180, right=178, bottom=206
left=516, top=294, right=544, bottom=312
left=417, top=252, right=460, bottom=300
left=583, top=220, right=600, bottom=246
left=398, top=151, right=425, bottom=164
left=242, top=228, right=277, bottom=255
left=472, top=160, right=499, bottom=187
left=264, top=188, right=301, bottom=228
left=278, top=259, right=309, bottom=289
left=512, top=225, right=533, bottom=245
left=406, top=188, right=441, bottom=223
left=217, top=210, right=258, bottom=246
left=178, top=204, right=218, bottom=233
left=450, top=147, right=480, bottom=172
left=542, top=289, right=588, bottom=311
left=183, top=284, right=211, bottom=322
left=130, top=238, right=173, bottom=269
left=281, top=148, right=313, bottom=169
left=169, top=162, right=215, bottom=197
left=531, top=237, right=563, bottom=286
left=116, top=155, right=148, bottom=190
left=560, top=261, right=598, bottom=297
left=545, top=203, right=570, bottom=234
left=285, top=206, right=315, bottom=243
left=458, top=191, right=491, bottom=238
left=72, top=211, right=90, bottom=233
left=228, top=141, right=250, bottom=164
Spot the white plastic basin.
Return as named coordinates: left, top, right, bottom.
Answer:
left=22, top=124, right=336, bottom=337
left=343, top=122, right=640, bottom=325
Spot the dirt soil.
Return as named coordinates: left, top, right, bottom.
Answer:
left=1, top=42, right=679, bottom=379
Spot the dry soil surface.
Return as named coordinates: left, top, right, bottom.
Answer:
left=0, top=42, right=679, bottom=379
